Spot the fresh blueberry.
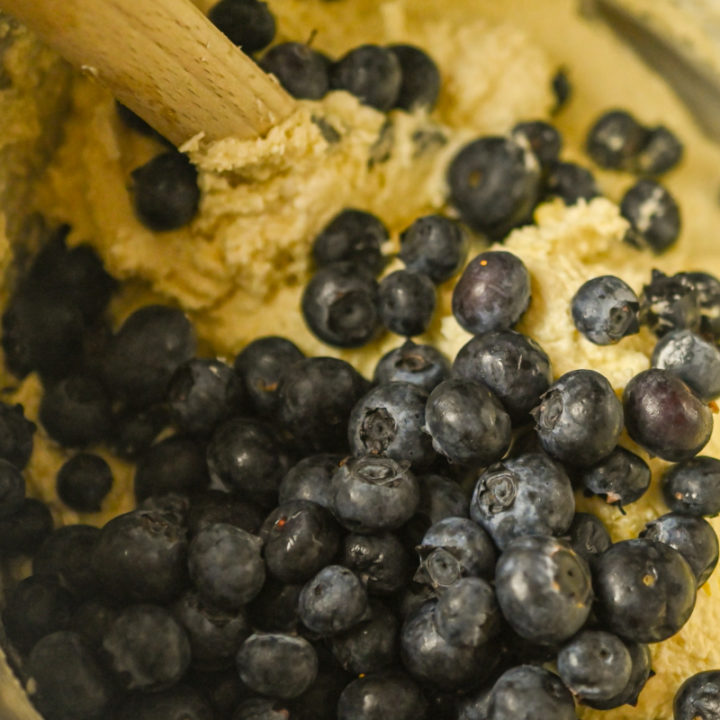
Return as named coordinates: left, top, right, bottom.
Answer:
left=470, top=452, right=574, bottom=550
left=138, top=492, right=191, bottom=525
left=674, top=670, right=720, bottom=720
left=571, top=275, right=640, bottom=345
left=0, top=401, right=35, bottom=469
left=512, top=121, right=562, bottom=169
left=398, top=215, right=468, bottom=284
left=494, top=535, right=592, bottom=644
left=331, top=455, right=419, bottom=533
left=110, top=404, right=170, bottom=460
left=245, top=578, right=302, bottom=633
left=578, top=446, right=651, bottom=508
left=435, top=577, right=501, bottom=648
left=447, top=137, right=540, bottom=238
left=662, top=456, right=720, bottom=516
left=457, top=688, right=492, bottom=720
left=584, top=640, right=652, bottom=710
left=116, top=685, right=214, bottom=720
left=69, top=599, right=118, bottom=650
left=187, top=490, right=263, bottom=537
left=639, top=270, right=701, bottom=337
left=291, top=646, right=355, bottom=720
left=57, top=453, right=113, bottom=513
left=373, top=340, right=450, bottom=392
left=567, top=512, right=612, bottom=562
left=0, top=498, right=53, bottom=555
left=543, top=160, right=600, bottom=205
left=342, top=531, right=413, bottom=595
left=640, top=512, right=719, bottom=586
left=302, top=262, right=381, bottom=348
left=208, top=0, right=275, bottom=54
left=652, top=329, right=720, bottom=400
left=404, top=473, right=469, bottom=546
left=586, top=109, right=647, bottom=169
left=337, top=672, right=428, bottom=720
left=425, top=378, right=512, bottom=466
left=298, top=565, right=368, bottom=636
left=621, top=179, right=681, bottom=253
left=278, top=454, right=342, bottom=509
left=675, top=270, right=720, bottom=340
left=388, top=44, right=441, bottom=111
left=452, top=251, right=531, bottom=334
left=552, top=68, right=572, bottom=112
left=234, top=698, right=291, bottom=720
left=378, top=270, right=436, bottom=337
left=453, top=330, right=552, bottom=425
left=593, top=538, right=696, bottom=642
left=623, top=368, right=713, bottom=462
left=260, top=42, right=329, bottom=99
left=0, top=459, right=24, bottom=518
left=636, top=125, right=684, bottom=175
left=330, top=45, right=402, bottom=111
left=188, top=523, right=265, bottom=609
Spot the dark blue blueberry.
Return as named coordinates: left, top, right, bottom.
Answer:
left=234, top=698, right=291, bottom=720
left=512, top=121, right=562, bottom=169
left=131, top=151, right=199, bottom=231
left=116, top=685, right=214, bottom=720
left=415, top=517, right=496, bottom=590
left=652, top=329, right=720, bottom=401
left=312, top=209, right=388, bottom=276
left=623, top=368, right=712, bottom=462
left=586, top=109, right=647, bottom=169
left=342, top=531, right=413, bottom=595
left=585, top=640, right=652, bottom=710
left=557, top=630, right=632, bottom=704
left=260, top=42, right=329, bottom=99
left=92, top=509, right=188, bottom=604
left=593, top=538, right=696, bottom=642
left=567, top=512, right=612, bottom=563
left=662, top=456, right=720, bottom=516
left=675, top=270, right=720, bottom=340
left=640, top=512, right=719, bottom=586
left=57, top=453, right=113, bottom=513
left=636, top=125, right=683, bottom=175
left=116, top=100, right=168, bottom=142
left=452, top=251, right=531, bottom=334
left=103, top=603, right=191, bottom=692
left=188, top=490, right=263, bottom=536
left=172, top=590, right=249, bottom=670
left=330, top=45, right=402, bottom=111
left=260, top=500, right=340, bottom=583
left=3, top=575, right=75, bottom=654
left=0, top=498, right=53, bottom=555
left=208, top=0, right=275, bottom=54
left=298, top=565, right=368, bottom=636
left=487, top=665, right=577, bottom=720
left=453, top=330, right=552, bottom=425
left=110, top=404, right=170, bottom=460
left=543, top=160, right=600, bottom=205
left=552, top=68, right=572, bottom=112
left=0, top=459, right=24, bottom=518
left=457, top=688, right=491, bottom=720
left=404, top=473, right=469, bottom=546
left=425, top=378, right=512, bottom=466
left=301, top=262, right=381, bottom=348
left=337, top=672, right=428, bottom=720
left=674, top=670, right=720, bottom=720
left=639, top=270, right=701, bottom=337
left=138, top=493, right=191, bottom=526
left=102, top=305, right=197, bottom=408
left=578, top=446, right=651, bottom=509
left=398, top=215, right=468, bottom=284
left=0, top=401, right=35, bottom=469
left=378, top=270, right=436, bottom=337
left=470, top=452, right=574, bottom=550
left=246, top=578, right=302, bottom=633
left=348, top=381, right=435, bottom=469
left=532, top=369, right=624, bottom=467
left=331, top=455, right=419, bottom=533
left=27, top=631, right=114, bottom=720
left=571, top=275, right=640, bottom=345
left=190, top=669, right=245, bottom=719
left=188, top=523, right=265, bottom=609
left=291, top=647, right=353, bottom=720
left=621, top=179, right=681, bottom=253
left=435, top=577, right=500, bottom=648
left=278, top=453, right=342, bottom=509
left=389, top=44, right=441, bottom=111
left=234, top=335, right=304, bottom=416
left=69, top=599, right=118, bottom=650
left=373, top=340, right=450, bottom=392
left=494, top=535, right=592, bottom=644
left=447, top=137, right=540, bottom=238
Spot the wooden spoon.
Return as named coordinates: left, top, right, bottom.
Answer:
left=0, top=0, right=295, bottom=146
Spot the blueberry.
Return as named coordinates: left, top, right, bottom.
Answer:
left=404, top=473, right=469, bottom=545
left=103, top=603, right=191, bottom=692
left=453, top=330, right=552, bottom=425
left=278, top=454, right=342, bottom=509
left=234, top=698, right=291, bottom=720
left=188, top=523, right=265, bottom=609
left=208, top=0, right=275, bottom=54
left=674, top=670, right=720, bottom=720
left=639, top=270, right=701, bottom=337
left=69, top=599, right=118, bottom=649
left=92, top=509, right=188, bottom=604
left=337, top=672, right=428, bottom=720
left=278, top=356, right=370, bottom=452
left=378, top=270, right=436, bottom=337
left=57, top=453, right=113, bottom=513
left=138, top=492, right=191, bottom=525
left=637, top=125, right=684, bottom=175
left=388, top=44, right=441, bottom=111
left=584, top=640, right=652, bottom=710
left=623, top=368, right=712, bottom=462
left=577, top=446, right=651, bottom=508
left=373, top=340, right=450, bottom=392
left=675, top=270, right=720, bottom=340
left=0, top=498, right=53, bottom=555
left=189, top=669, right=246, bottom=719
left=543, top=160, right=600, bottom=205
left=512, top=121, right=562, bottom=168
left=290, top=648, right=353, bottom=720
left=567, top=512, right=612, bottom=562
left=652, top=329, right=720, bottom=401
left=494, top=535, right=592, bottom=644
left=342, top=531, right=413, bottom=595
left=312, top=209, right=388, bottom=276
left=571, top=275, right=640, bottom=345
left=234, top=335, right=304, bottom=417
left=470, top=453, right=574, bottom=549
left=0, top=402, right=35, bottom=469
left=586, top=109, right=647, bottom=169
left=435, top=577, right=500, bottom=648
left=452, top=251, right=531, bottom=334
left=331, top=456, right=419, bottom=533
left=0, top=459, right=24, bottom=518
left=110, top=404, right=170, bottom=459
left=640, top=512, right=719, bottom=586
left=621, top=179, right=681, bottom=253
left=425, top=378, right=512, bottom=466
left=27, top=631, right=114, bottom=720
left=246, top=578, right=302, bottom=633
left=330, top=45, right=402, bottom=111
left=188, top=490, right=263, bottom=537
left=662, top=456, right=720, bottom=516
left=260, top=42, right=329, bottom=99
left=260, top=500, right=340, bottom=583
left=593, top=538, right=696, bottom=642
left=457, top=688, right=492, bottom=720
left=102, top=305, right=197, bottom=408
left=487, top=665, right=577, bottom=720
left=298, top=565, right=368, bottom=636
left=398, top=215, right=468, bottom=284
left=447, top=137, right=540, bottom=238
left=116, top=685, right=214, bottom=720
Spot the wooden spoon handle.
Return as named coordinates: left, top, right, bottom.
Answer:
left=0, top=0, right=295, bottom=145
